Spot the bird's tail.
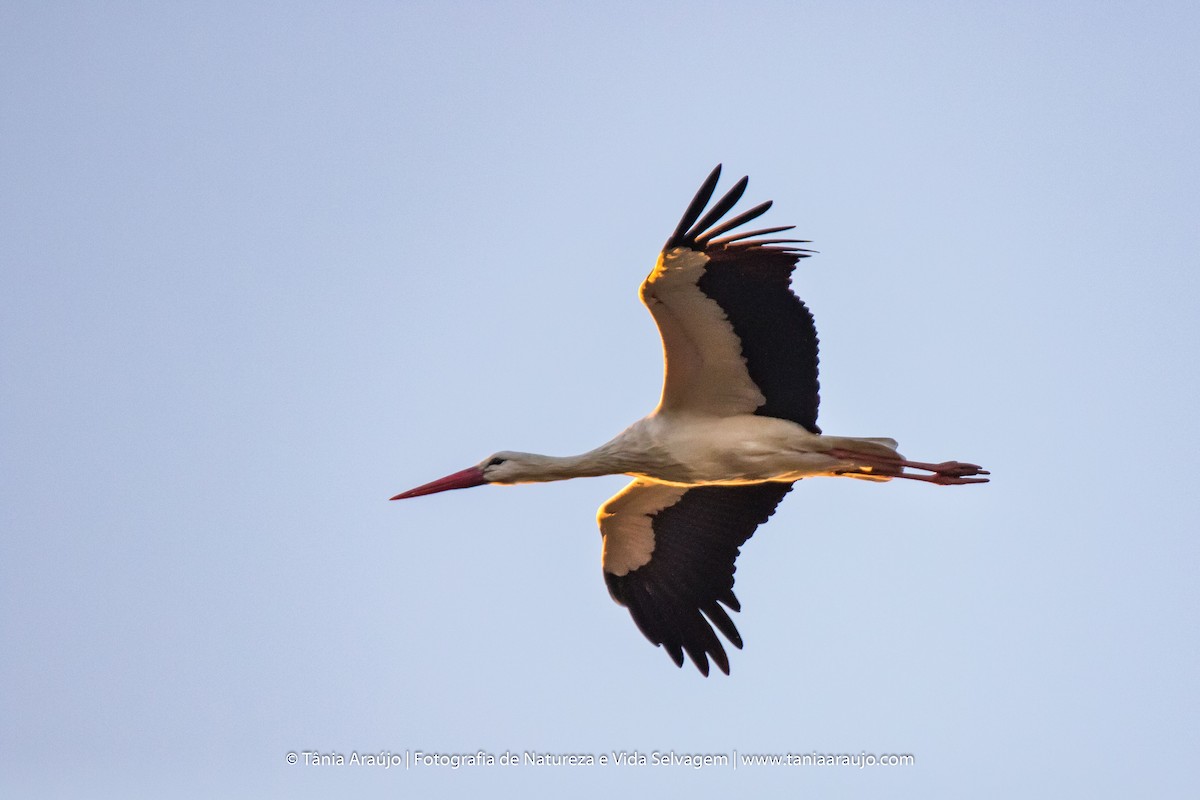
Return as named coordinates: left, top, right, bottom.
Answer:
left=823, top=436, right=902, bottom=482
left=824, top=436, right=899, bottom=456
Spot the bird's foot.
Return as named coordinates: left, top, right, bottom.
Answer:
left=903, top=461, right=990, bottom=485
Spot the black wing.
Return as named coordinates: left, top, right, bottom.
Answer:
left=599, top=480, right=794, bottom=675
left=648, top=164, right=821, bottom=432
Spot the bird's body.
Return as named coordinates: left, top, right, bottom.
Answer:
left=393, top=166, right=987, bottom=675
left=489, top=415, right=899, bottom=488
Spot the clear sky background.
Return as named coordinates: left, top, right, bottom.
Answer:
left=3, top=2, right=1198, bottom=797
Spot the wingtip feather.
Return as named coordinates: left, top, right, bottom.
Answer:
left=666, top=166, right=723, bottom=249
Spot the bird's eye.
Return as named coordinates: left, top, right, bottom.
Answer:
left=487, top=457, right=507, bottom=467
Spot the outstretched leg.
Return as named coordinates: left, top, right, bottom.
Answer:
left=826, top=448, right=990, bottom=485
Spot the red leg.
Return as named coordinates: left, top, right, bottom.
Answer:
left=826, top=449, right=990, bottom=486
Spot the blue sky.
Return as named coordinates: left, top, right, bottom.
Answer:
left=2, top=2, right=1198, bottom=797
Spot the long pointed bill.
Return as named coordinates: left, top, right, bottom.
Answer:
left=390, top=466, right=487, bottom=500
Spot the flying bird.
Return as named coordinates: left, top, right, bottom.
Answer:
left=392, top=166, right=988, bottom=675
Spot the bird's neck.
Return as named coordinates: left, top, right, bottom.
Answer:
left=512, top=450, right=630, bottom=482
left=512, top=429, right=663, bottom=483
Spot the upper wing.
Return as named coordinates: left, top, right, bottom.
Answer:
left=642, top=165, right=821, bottom=433
left=599, top=479, right=794, bottom=675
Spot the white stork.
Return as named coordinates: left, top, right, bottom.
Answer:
left=392, top=166, right=988, bottom=675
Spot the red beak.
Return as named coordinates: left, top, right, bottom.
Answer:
left=390, top=466, right=487, bottom=500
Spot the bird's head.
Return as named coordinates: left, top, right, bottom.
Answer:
left=389, top=451, right=535, bottom=500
